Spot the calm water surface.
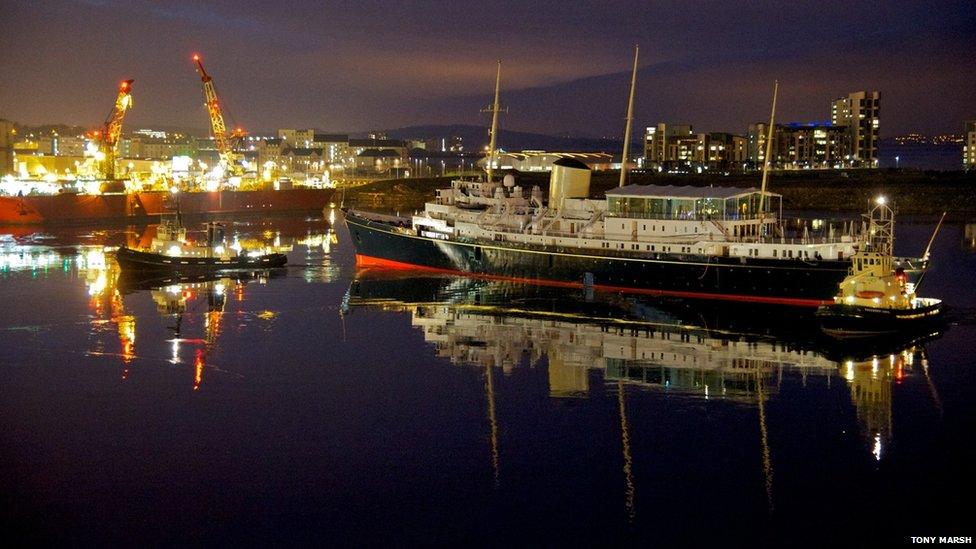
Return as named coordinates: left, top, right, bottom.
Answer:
left=1, top=213, right=973, bottom=546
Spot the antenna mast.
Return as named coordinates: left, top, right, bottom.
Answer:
left=619, top=45, right=639, bottom=187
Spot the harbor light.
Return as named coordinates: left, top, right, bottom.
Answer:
left=875, top=195, right=886, bottom=206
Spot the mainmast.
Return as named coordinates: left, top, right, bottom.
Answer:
left=483, top=61, right=503, bottom=184
left=758, top=80, right=779, bottom=218
left=619, top=45, right=639, bottom=187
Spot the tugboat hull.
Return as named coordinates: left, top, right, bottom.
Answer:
left=115, top=246, right=287, bottom=273
left=815, top=300, right=944, bottom=338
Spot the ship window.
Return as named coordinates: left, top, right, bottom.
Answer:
left=773, top=250, right=778, bottom=257
left=651, top=246, right=655, bottom=251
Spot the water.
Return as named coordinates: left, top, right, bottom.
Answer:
left=1, top=213, right=973, bottom=546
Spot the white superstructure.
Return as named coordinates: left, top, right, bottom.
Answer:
left=409, top=166, right=862, bottom=263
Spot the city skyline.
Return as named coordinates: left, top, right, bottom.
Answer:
left=0, top=0, right=973, bottom=137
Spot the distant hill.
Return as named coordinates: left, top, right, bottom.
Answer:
left=378, top=124, right=632, bottom=153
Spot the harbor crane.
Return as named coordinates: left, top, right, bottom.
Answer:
left=192, top=54, right=245, bottom=176
left=90, top=79, right=134, bottom=180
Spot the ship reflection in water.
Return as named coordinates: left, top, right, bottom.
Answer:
left=345, top=269, right=943, bottom=514
left=0, top=215, right=969, bottom=546
left=0, top=215, right=338, bottom=391
left=84, top=248, right=282, bottom=390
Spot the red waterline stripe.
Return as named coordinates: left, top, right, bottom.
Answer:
left=354, top=254, right=832, bottom=308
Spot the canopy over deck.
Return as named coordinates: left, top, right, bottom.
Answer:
left=606, top=184, right=780, bottom=200
left=605, top=185, right=781, bottom=221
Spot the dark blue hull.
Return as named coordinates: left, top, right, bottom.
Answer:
left=344, top=211, right=861, bottom=306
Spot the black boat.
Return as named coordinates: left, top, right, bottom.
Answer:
left=114, top=212, right=287, bottom=273
left=115, top=246, right=287, bottom=273
left=816, top=299, right=944, bottom=339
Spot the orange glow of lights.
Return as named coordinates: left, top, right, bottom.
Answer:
left=192, top=54, right=200, bottom=61
left=194, top=349, right=204, bottom=391
left=122, top=341, right=135, bottom=363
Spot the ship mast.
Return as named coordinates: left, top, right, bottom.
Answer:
left=619, top=45, right=639, bottom=187
left=758, top=80, right=779, bottom=222
left=484, top=61, right=503, bottom=184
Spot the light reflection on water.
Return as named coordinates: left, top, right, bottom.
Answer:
left=0, top=215, right=972, bottom=546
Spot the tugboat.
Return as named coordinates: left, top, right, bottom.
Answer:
left=816, top=197, right=943, bottom=338
left=115, top=210, right=287, bottom=273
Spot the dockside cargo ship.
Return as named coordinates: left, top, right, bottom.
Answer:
left=0, top=188, right=334, bottom=225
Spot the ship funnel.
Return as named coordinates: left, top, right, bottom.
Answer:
left=548, top=157, right=591, bottom=209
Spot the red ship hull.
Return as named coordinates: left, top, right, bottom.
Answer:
left=0, top=188, right=335, bottom=225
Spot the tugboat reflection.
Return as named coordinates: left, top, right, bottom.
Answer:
left=78, top=246, right=280, bottom=390
left=120, top=269, right=280, bottom=390
left=344, top=270, right=943, bottom=517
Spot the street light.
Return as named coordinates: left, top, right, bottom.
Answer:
left=895, top=155, right=900, bottom=169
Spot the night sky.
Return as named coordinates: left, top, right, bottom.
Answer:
left=1, top=0, right=973, bottom=138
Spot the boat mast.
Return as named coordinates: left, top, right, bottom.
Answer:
left=485, top=61, right=502, bottom=184
left=758, top=80, right=779, bottom=220
left=619, top=45, right=640, bottom=187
